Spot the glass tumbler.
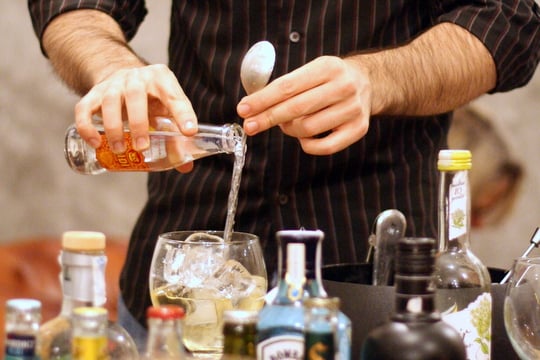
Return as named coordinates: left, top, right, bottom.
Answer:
left=149, top=231, right=267, bottom=359
left=504, top=257, right=540, bottom=359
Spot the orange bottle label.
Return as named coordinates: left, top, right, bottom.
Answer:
left=96, top=133, right=150, bottom=171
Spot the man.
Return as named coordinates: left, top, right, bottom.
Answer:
left=29, top=0, right=540, bottom=346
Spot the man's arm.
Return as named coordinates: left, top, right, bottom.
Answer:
left=41, top=10, right=197, bottom=157
left=42, top=9, right=144, bottom=96
left=359, top=22, right=497, bottom=116
left=238, top=23, right=497, bottom=155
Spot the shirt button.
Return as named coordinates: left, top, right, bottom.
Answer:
left=278, top=194, right=289, bottom=205
left=289, top=31, right=301, bottom=43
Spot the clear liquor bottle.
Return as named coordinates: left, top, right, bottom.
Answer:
left=36, top=231, right=138, bottom=360
left=256, top=230, right=351, bottom=360
left=361, top=238, right=466, bottom=360
left=64, top=117, right=245, bottom=175
left=142, top=305, right=186, bottom=360
left=433, top=150, right=492, bottom=360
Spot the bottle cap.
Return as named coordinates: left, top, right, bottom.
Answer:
left=395, top=237, right=436, bottom=276
left=62, top=231, right=106, bottom=251
left=438, top=150, right=472, bottom=171
left=147, top=305, right=185, bottom=320
left=223, top=310, right=258, bottom=324
left=6, top=298, right=41, bottom=312
left=276, top=229, right=323, bottom=279
left=72, top=306, right=108, bottom=319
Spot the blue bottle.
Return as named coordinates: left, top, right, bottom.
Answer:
left=256, top=230, right=351, bottom=360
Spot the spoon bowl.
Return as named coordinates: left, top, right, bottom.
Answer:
left=240, top=41, right=276, bottom=95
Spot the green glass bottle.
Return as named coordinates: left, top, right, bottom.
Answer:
left=222, top=310, right=258, bottom=359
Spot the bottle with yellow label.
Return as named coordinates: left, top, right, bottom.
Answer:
left=64, top=117, right=245, bottom=175
left=71, top=307, right=108, bottom=360
left=433, top=150, right=492, bottom=360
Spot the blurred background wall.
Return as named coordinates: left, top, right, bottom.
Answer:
left=1, top=1, right=539, bottom=272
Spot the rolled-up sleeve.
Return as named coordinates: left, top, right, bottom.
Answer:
left=436, top=0, right=540, bottom=92
left=28, top=0, right=147, bottom=45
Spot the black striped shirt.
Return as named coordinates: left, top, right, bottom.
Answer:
left=29, top=0, right=540, bottom=327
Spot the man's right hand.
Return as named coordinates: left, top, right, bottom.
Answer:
left=41, top=10, right=198, bottom=155
left=75, top=64, right=198, bottom=154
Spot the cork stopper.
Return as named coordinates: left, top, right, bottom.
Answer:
left=62, top=231, right=106, bottom=251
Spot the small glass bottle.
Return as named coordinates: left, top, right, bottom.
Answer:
left=222, top=310, right=258, bottom=359
left=303, top=298, right=339, bottom=360
left=433, top=150, right=492, bottom=360
left=361, top=238, right=466, bottom=360
left=143, top=305, right=185, bottom=360
left=64, top=117, right=245, bottom=175
left=4, top=298, right=41, bottom=360
left=256, top=230, right=351, bottom=360
left=71, top=307, right=108, bottom=360
left=36, top=231, right=138, bottom=360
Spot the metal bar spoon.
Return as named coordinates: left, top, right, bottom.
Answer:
left=500, top=227, right=540, bottom=284
left=240, top=41, right=276, bottom=95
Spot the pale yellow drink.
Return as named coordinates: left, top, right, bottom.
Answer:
left=150, top=275, right=266, bottom=354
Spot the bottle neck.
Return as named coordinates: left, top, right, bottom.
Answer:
left=145, top=318, right=184, bottom=357
left=393, top=273, right=438, bottom=321
left=59, top=250, right=107, bottom=316
left=438, top=169, right=471, bottom=252
left=393, top=238, right=439, bottom=322
left=275, top=234, right=326, bottom=304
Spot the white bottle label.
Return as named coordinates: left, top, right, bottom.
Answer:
left=257, top=334, right=304, bottom=360
left=144, top=136, right=168, bottom=160
left=448, top=171, right=468, bottom=240
left=442, top=292, right=491, bottom=360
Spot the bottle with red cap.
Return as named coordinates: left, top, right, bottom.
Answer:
left=143, top=305, right=186, bottom=359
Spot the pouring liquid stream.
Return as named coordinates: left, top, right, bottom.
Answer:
left=222, top=41, right=275, bottom=242
left=223, top=134, right=247, bottom=242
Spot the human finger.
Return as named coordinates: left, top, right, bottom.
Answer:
left=274, top=80, right=354, bottom=138
left=239, top=57, right=347, bottom=135
left=176, top=161, right=194, bottom=173
left=124, top=69, right=150, bottom=151
left=298, top=119, right=367, bottom=155
left=100, top=77, right=127, bottom=154
left=74, top=93, right=103, bottom=149
left=143, top=64, right=198, bottom=136
left=294, top=98, right=369, bottom=155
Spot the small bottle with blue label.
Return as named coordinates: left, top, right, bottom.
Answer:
left=4, top=298, right=41, bottom=360
left=256, top=230, right=351, bottom=360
